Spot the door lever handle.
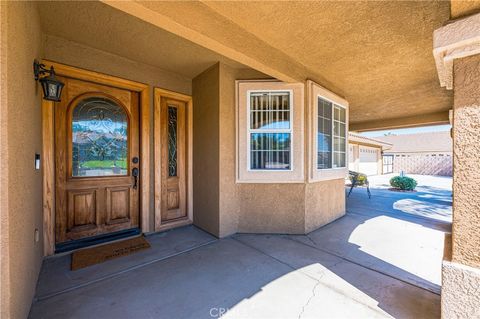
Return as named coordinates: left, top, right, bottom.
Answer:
left=132, top=167, right=139, bottom=189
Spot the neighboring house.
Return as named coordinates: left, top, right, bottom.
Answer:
left=348, top=133, right=392, bottom=176
left=375, top=131, right=453, bottom=176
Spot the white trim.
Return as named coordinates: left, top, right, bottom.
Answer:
left=236, top=81, right=304, bottom=183
left=433, top=13, right=480, bottom=90
left=246, top=89, right=294, bottom=172
left=307, top=80, right=349, bottom=182
left=316, top=98, right=347, bottom=171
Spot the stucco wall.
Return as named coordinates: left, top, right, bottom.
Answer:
left=192, top=65, right=221, bottom=236
left=452, top=54, right=480, bottom=269
left=218, top=64, right=241, bottom=237
left=442, top=260, right=480, bottom=318
left=43, top=34, right=192, bottom=231
left=238, top=184, right=306, bottom=234
left=1, top=2, right=44, bottom=319
left=305, top=179, right=345, bottom=233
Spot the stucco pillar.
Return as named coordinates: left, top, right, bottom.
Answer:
left=433, top=13, right=480, bottom=319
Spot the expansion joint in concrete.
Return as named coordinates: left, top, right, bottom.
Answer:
left=34, top=238, right=218, bottom=302
left=286, top=235, right=441, bottom=295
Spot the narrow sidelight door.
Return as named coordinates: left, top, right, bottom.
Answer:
left=160, top=97, right=187, bottom=222
left=55, top=77, right=140, bottom=244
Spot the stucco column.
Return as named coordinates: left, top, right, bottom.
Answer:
left=433, top=13, right=480, bottom=319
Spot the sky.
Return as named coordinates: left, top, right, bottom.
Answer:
left=359, top=124, right=451, bottom=138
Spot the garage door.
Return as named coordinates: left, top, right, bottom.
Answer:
left=359, top=146, right=379, bottom=175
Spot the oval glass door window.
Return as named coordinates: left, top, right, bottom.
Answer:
left=72, top=97, right=128, bottom=177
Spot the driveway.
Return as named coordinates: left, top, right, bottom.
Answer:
left=29, top=174, right=450, bottom=319
left=342, top=174, right=452, bottom=294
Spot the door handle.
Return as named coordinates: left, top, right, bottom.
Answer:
left=132, top=167, right=139, bottom=189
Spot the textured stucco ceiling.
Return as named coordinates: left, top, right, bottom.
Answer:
left=200, top=1, right=453, bottom=125
left=451, top=0, right=480, bottom=19
left=39, top=1, right=454, bottom=128
left=37, top=1, right=245, bottom=79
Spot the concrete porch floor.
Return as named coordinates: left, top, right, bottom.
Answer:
left=29, top=175, right=451, bottom=319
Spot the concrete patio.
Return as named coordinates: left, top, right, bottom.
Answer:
left=29, top=175, right=451, bottom=319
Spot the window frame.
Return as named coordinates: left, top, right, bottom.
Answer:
left=246, top=89, right=294, bottom=172
left=307, top=80, right=349, bottom=182
left=316, top=96, right=347, bottom=171
left=236, top=81, right=304, bottom=183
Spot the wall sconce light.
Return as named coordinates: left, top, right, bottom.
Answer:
left=33, top=60, right=64, bottom=102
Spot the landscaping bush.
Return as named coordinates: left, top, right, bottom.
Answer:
left=389, top=176, right=417, bottom=191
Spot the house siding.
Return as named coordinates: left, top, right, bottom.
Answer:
left=1, top=2, right=44, bottom=319
left=192, top=64, right=221, bottom=236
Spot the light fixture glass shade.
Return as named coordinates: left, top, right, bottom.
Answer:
left=39, top=74, right=64, bottom=102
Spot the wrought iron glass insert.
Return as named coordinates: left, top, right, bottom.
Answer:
left=250, top=92, right=290, bottom=129
left=249, top=91, right=292, bottom=170
left=72, top=97, right=128, bottom=177
left=168, top=106, right=178, bottom=177
left=250, top=133, right=291, bottom=170
left=317, top=97, right=332, bottom=169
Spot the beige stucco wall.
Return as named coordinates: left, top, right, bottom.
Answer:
left=43, top=34, right=192, bottom=231
left=442, top=260, right=480, bottom=319
left=192, top=64, right=221, bottom=236
left=305, top=179, right=345, bottom=233
left=1, top=2, right=44, bottom=319
left=218, top=64, right=241, bottom=236
left=238, top=184, right=306, bottom=234
left=452, top=54, right=480, bottom=269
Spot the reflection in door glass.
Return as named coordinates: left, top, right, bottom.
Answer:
left=168, top=106, right=178, bottom=177
left=72, top=97, right=128, bottom=176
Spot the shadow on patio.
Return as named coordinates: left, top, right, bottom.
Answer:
left=29, top=176, right=450, bottom=319
left=29, top=185, right=448, bottom=319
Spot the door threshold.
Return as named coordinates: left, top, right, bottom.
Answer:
left=55, top=228, right=141, bottom=254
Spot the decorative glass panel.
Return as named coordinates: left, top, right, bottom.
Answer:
left=168, top=106, right=177, bottom=177
left=72, top=97, right=127, bottom=177
left=317, top=97, right=332, bottom=169
left=250, top=133, right=291, bottom=170
left=250, top=92, right=290, bottom=129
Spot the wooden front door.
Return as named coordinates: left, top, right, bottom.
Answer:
left=55, top=77, right=140, bottom=244
left=160, top=97, right=187, bottom=222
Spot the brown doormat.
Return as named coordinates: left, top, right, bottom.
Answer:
left=71, top=236, right=151, bottom=271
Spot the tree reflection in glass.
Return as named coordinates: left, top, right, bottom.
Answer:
left=72, top=97, right=128, bottom=177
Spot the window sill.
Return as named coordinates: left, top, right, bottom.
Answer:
left=309, top=167, right=348, bottom=182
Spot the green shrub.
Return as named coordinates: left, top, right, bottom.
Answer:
left=389, top=176, right=417, bottom=191
left=349, top=174, right=367, bottom=186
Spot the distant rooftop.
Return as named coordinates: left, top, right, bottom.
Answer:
left=374, top=131, right=452, bottom=153
left=348, top=132, right=392, bottom=149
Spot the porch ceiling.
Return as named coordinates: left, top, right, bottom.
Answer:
left=104, top=1, right=453, bottom=130
left=37, top=1, right=246, bottom=80
left=39, top=1, right=454, bottom=130
left=202, top=1, right=453, bottom=126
